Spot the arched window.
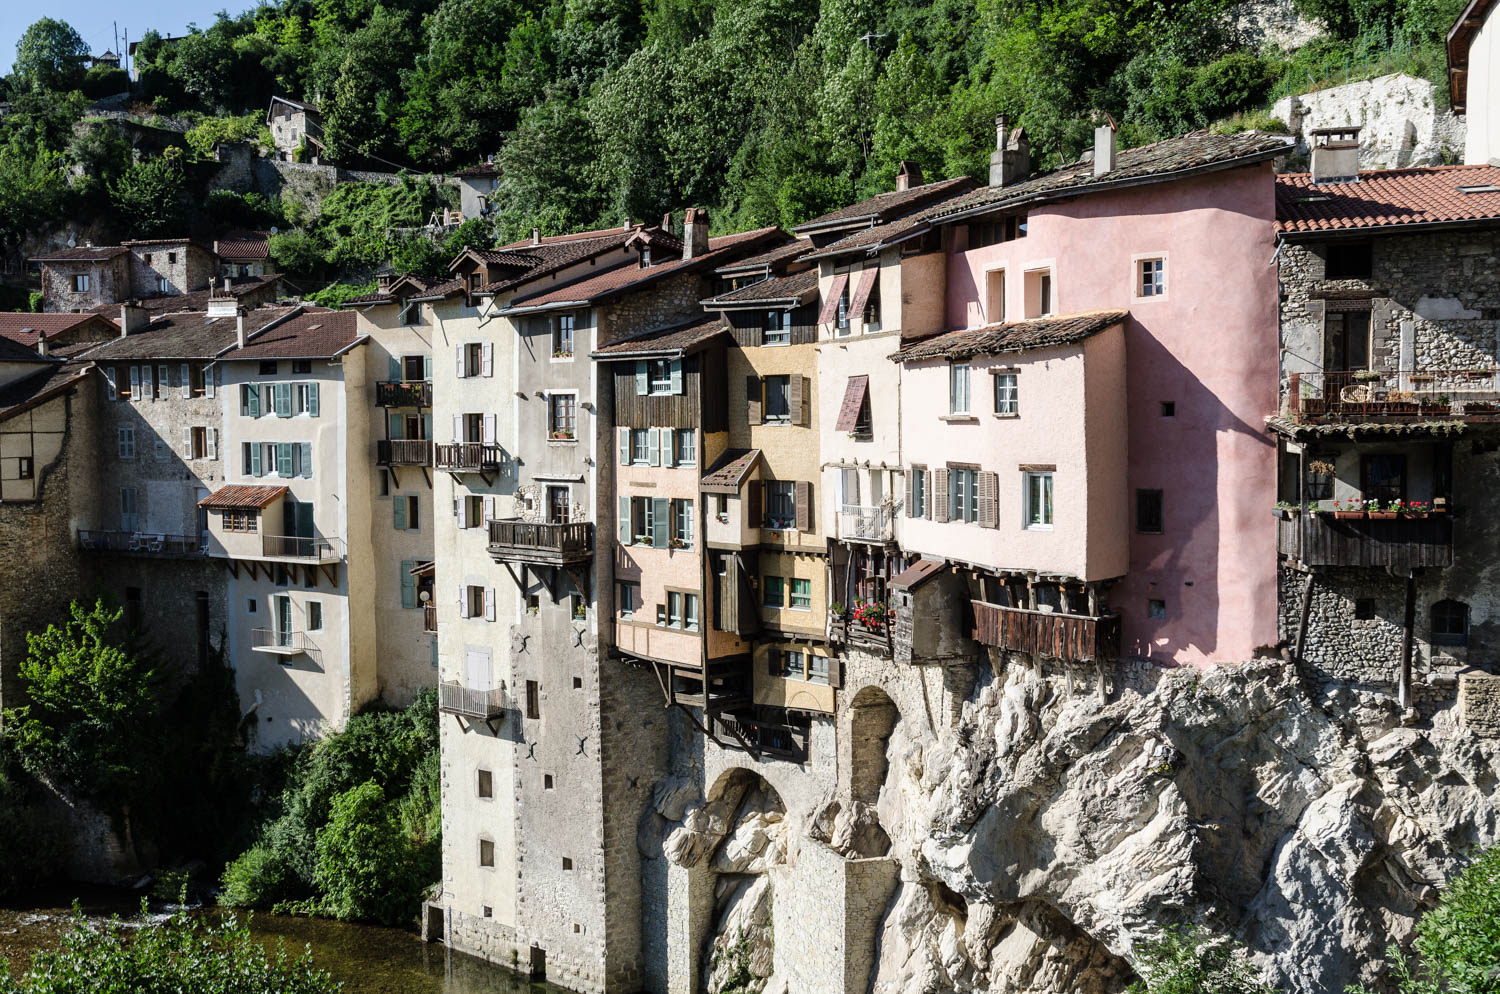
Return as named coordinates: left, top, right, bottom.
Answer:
left=1431, top=599, right=1470, bottom=647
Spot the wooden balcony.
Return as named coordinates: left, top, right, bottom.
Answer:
left=79, top=530, right=205, bottom=558
left=439, top=681, right=506, bottom=719
left=663, top=657, right=752, bottom=711
left=486, top=519, right=592, bottom=565
left=375, top=381, right=432, bottom=407
left=424, top=605, right=437, bottom=633
left=828, top=616, right=892, bottom=656
left=261, top=534, right=342, bottom=562
left=1277, top=512, right=1453, bottom=569
left=377, top=439, right=433, bottom=467
left=972, top=601, right=1121, bottom=662
left=435, top=443, right=504, bottom=473
left=714, top=712, right=809, bottom=763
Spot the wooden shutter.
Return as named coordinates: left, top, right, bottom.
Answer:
left=818, top=273, right=849, bottom=325
left=746, top=376, right=762, bottom=425
left=250, top=443, right=262, bottom=477
left=157, top=365, right=168, bottom=400
left=246, top=382, right=260, bottom=417
left=277, top=443, right=294, bottom=478
left=795, top=481, right=812, bottom=531
left=180, top=364, right=191, bottom=399
left=182, top=426, right=193, bottom=455
left=736, top=554, right=760, bottom=635
left=933, top=468, right=950, bottom=523
left=719, top=556, right=738, bottom=632
left=400, top=561, right=416, bottom=608
left=481, top=342, right=493, bottom=377
left=300, top=442, right=312, bottom=478
left=423, top=355, right=433, bottom=381
left=618, top=427, right=630, bottom=465
left=485, top=586, right=496, bottom=622
left=423, top=413, right=432, bottom=440
left=483, top=496, right=495, bottom=521
left=747, top=482, right=762, bottom=528
left=662, top=428, right=675, bottom=467
left=978, top=471, right=999, bottom=528
left=635, top=361, right=648, bottom=395
left=275, top=382, right=292, bottom=417
left=456, top=497, right=468, bottom=529
left=670, top=359, right=683, bottom=394
left=789, top=374, right=804, bottom=427
left=905, top=468, right=915, bottom=517
left=456, top=344, right=466, bottom=378
left=208, top=429, right=218, bottom=461
left=618, top=496, right=633, bottom=545
left=105, top=368, right=117, bottom=401
left=483, top=414, right=497, bottom=445
left=129, top=366, right=140, bottom=401
left=459, top=586, right=470, bottom=618
left=827, top=655, right=844, bottom=689
left=647, top=429, right=660, bottom=467
left=394, top=495, right=407, bottom=530
left=308, top=382, right=320, bottom=417
left=652, top=497, right=669, bottom=548
left=206, top=365, right=217, bottom=399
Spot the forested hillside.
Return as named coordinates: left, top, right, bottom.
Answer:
left=0, top=0, right=1468, bottom=273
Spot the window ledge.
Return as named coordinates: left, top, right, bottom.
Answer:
left=548, top=437, right=579, bottom=445
left=992, top=412, right=1019, bottom=420
left=940, top=414, right=979, bottom=423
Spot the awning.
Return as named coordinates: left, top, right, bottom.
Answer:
left=848, top=267, right=878, bottom=321
left=834, top=375, right=870, bottom=432
left=817, top=273, right=849, bottom=325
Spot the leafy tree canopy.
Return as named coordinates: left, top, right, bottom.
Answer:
left=12, top=19, right=88, bottom=94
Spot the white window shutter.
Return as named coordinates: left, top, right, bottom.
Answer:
left=663, top=429, right=675, bottom=467
left=456, top=344, right=466, bottom=378
left=485, top=587, right=496, bottom=622
left=647, top=429, right=660, bottom=467
left=105, top=368, right=117, bottom=401
left=452, top=415, right=462, bottom=443
left=208, top=429, right=218, bottom=461
left=457, top=498, right=468, bottom=529
left=129, top=366, right=140, bottom=401
left=483, top=496, right=495, bottom=520
left=483, top=414, right=496, bottom=445
left=459, top=587, right=470, bottom=618
left=183, top=427, right=193, bottom=454
left=206, top=366, right=217, bottom=398
left=481, top=342, right=493, bottom=377
left=180, top=364, right=191, bottom=399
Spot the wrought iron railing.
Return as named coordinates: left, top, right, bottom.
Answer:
left=262, top=534, right=342, bottom=560
left=1288, top=368, right=1500, bottom=419
left=971, top=601, right=1120, bottom=662
left=78, top=530, right=206, bottom=557
left=250, top=628, right=320, bottom=655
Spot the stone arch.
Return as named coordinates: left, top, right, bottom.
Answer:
left=698, top=767, right=787, bottom=994
left=849, top=685, right=900, bottom=808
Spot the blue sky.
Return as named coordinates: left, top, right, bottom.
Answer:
left=2, top=3, right=232, bottom=77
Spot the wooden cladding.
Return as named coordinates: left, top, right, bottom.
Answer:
left=972, top=601, right=1121, bottom=662
left=1277, top=513, right=1453, bottom=569
left=613, top=356, right=702, bottom=429
left=726, top=305, right=817, bottom=348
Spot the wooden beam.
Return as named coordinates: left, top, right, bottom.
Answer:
left=500, top=562, right=527, bottom=593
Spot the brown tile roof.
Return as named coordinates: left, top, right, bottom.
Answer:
left=890, top=557, right=945, bottom=590
left=220, top=309, right=359, bottom=360
left=496, top=224, right=640, bottom=250
left=214, top=231, right=270, bottom=260
left=84, top=305, right=305, bottom=360
left=505, top=228, right=782, bottom=311
left=591, top=314, right=728, bottom=358
left=713, top=237, right=809, bottom=274
left=338, top=274, right=448, bottom=306
left=473, top=231, right=643, bottom=294
left=31, top=245, right=128, bottom=263
left=929, top=130, right=1295, bottom=223
left=700, top=448, right=761, bottom=493
left=86, top=275, right=283, bottom=320
left=703, top=268, right=819, bottom=307
left=800, top=211, right=941, bottom=261
left=0, top=336, right=57, bottom=365
left=199, top=484, right=287, bottom=510
left=833, top=375, right=869, bottom=432
left=891, top=310, right=1128, bottom=362
left=1275, top=165, right=1500, bottom=235
left=0, top=359, right=93, bottom=425
left=410, top=277, right=466, bottom=301
left=121, top=237, right=207, bottom=248
left=0, top=312, right=116, bottom=346
left=1448, top=0, right=1494, bottom=110
left=793, top=177, right=976, bottom=233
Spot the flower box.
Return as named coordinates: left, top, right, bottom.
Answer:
left=1333, top=511, right=1365, bottom=520
left=1367, top=511, right=1398, bottom=520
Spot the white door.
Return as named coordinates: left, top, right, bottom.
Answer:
left=465, top=648, right=490, bottom=690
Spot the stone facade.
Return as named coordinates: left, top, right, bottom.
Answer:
left=126, top=242, right=216, bottom=299
left=40, top=255, right=130, bottom=313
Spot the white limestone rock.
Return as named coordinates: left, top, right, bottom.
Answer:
left=1273, top=72, right=1467, bottom=168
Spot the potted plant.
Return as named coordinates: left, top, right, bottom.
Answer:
left=1400, top=500, right=1430, bottom=518
left=1306, top=459, right=1336, bottom=501
left=829, top=602, right=846, bottom=618
left=1273, top=501, right=1300, bottom=519
left=669, top=536, right=687, bottom=549
left=550, top=429, right=575, bottom=440
left=1367, top=499, right=1398, bottom=520
left=1351, top=370, right=1382, bottom=383
left=1333, top=498, right=1365, bottom=520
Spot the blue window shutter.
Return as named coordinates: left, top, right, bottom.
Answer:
left=619, top=496, right=632, bottom=545
left=389, top=414, right=404, bottom=439
left=423, top=413, right=432, bottom=440
left=669, top=359, right=683, bottom=394
left=394, top=496, right=407, bottom=530
left=277, top=443, right=293, bottom=477
left=247, top=384, right=260, bottom=417
left=647, top=429, right=660, bottom=467
left=635, top=361, right=647, bottom=395
left=401, top=561, right=416, bottom=607
left=389, top=356, right=401, bottom=381
left=275, top=382, right=292, bottom=417
left=652, top=498, right=669, bottom=548
left=308, top=382, right=320, bottom=417
left=250, top=443, right=262, bottom=477
left=301, top=443, right=313, bottom=478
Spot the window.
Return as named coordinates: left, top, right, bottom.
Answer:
left=618, top=582, right=637, bottom=619
left=631, top=429, right=651, bottom=464
left=120, top=486, right=138, bottom=530
left=465, top=585, right=485, bottom=617
left=764, top=481, right=795, bottom=528
left=985, top=269, right=1005, bottom=322
left=910, top=466, right=926, bottom=518
left=157, top=277, right=170, bottom=293
left=1354, top=598, right=1376, bottom=621
left=1160, top=401, right=1176, bottom=418
left=1325, top=310, right=1371, bottom=372
left=293, top=382, right=320, bottom=416
left=544, top=774, right=554, bottom=789
left=949, top=467, right=978, bottom=523
left=247, top=598, right=257, bottom=614
left=547, top=485, right=570, bottom=524
left=117, top=426, right=136, bottom=459
left=403, top=355, right=427, bottom=381
left=1326, top=240, right=1373, bottom=280
left=993, top=371, right=1018, bottom=416
left=167, top=252, right=177, bottom=264
left=259, top=361, right=278, bottom=376
left=806, top=653, right=829, bottom=685
left=549, top=393, right=575, bottom=439
left=1138, top=258, right=1165, bottom=297
left=684, top=593, right=699, bottom=631
left=17, top=457, right=32, bottom=479
left=647, top=359, right=676, bottom=395
left=671, top=499, right=693, bottom=548
left=1148, top=599, right=1167, bottom=620
left=1136, top=489, right=1163, bottom=534
left=841, top=467, right=861, bottom=507
left=468, top=272, right=482, bottom=292
left=461, top=494, right=483, bottom=527
left=223, top=509, right=258, bottom=532
left=768, top=648, right=801, bottom=677
left=477, top=770, right=493, bottom=798
left=1361, top=453, right=1406, bottom=504
left=790, top=578, right=811, bottom=611
left=561, top=857, right=573, bottom=871
left=378, top=470, right=390, bottom=496
left=662, top=591, right=698, bottom=630
left=571, top=594, right=586, bottom=620
left=526, top=680, right=540, bottom=719
left=631, top=496, right=655, bottom=543
left=949, top=363, right=971, bottom=415
left=72, top=274, right=90, bottom=292
left=863, top=282, right=881, bottom=332
left=1025, top=269, right=1053, bottom=318
left=763, top=575, right=785, bottom=608
left=552, top=314, right=575, bottom=357
left=292, top=359, right=312, bottom=375
left=1432, top=599, right=1469, bottom=647
left=479, top=839, right=495, bottom=867
left=836, top=280, right=850, bottom=333
left=464, top=342, right=483, bottom=376
left=1025, top=471, right=1054, bottom=529
left=397, top=495, right=420, bottom=530
left=763, top=375, right=791, bottom=424
left=673, top=429, right=696, bottom=466
left=307, top=601, right=323, bottom=631
left=764, top=310, right=789, bottom=345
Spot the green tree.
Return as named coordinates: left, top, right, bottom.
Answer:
left=318, top=6, right=416, bottom=162
left=312, top=781, right=421, bottom=924
left=12, top=19, right=88, bottom=93
left=0, top=148, right=69, bottom=247
left=109, top=153, right=188, bottom=236
left=1126, top=925, right=1276, bottom=994
left=80, top=65, right=129, bottom=99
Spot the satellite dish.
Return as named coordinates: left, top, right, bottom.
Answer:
left=269, top=226, right=279, bottom=235
left=66, top=232, right=76, bottom=248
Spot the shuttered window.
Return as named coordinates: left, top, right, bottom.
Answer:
left=400, top=561, right=417, bottom=608
left=978, top=471, right=999, bottom=528
left=948, top=467, right=978, bottom=523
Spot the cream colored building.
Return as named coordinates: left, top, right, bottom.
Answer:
left=1450, top=0, right=1499, bottom=164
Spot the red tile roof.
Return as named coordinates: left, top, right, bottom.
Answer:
left=0, top=312, right=116, bottom=346
left=700, top=449, right=761, bottom=492
left=31, top=245, right=128, bottom=263
left=1275, top=165, right=1500, bottom=234
left=220, top=309, right=359, bottom=360
left=496, top=224, right=640, bottom=250
left=891, top=310, right=1128, bottom=362
left=214, top=231, right=271, bottom=260
left=199, top=485, right=288, bottom=510
left=86, top=305, right=307, bottom=360
left=713, top=238, right=809, bottom=274
left=473, top=230, right=643, bottom=294
left=591, top=314, right=728, bottom=358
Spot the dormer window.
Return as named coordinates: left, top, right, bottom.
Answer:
left=468, top=272, right=482, bottom=292
left=640, top=247, right=652, bottom=269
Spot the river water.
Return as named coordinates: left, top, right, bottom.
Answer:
left=0, top=888, right=564, bottom=994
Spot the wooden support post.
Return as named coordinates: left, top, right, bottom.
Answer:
left=1400, top=572, right=1415, bottom=709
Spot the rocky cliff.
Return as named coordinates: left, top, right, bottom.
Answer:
left=652, top=659, right=1500, bottom=993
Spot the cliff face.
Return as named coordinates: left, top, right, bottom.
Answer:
left=871, top=660, right=1500, bottom=993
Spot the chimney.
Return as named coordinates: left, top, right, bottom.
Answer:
left=118, top=301, right=148, bottom=336
left=530, top=227, right=541, bottom=246
left=661, top=212, right=674, bottom=235
left=895, top=160, right=922, bottom=192
left=35, top=332, right=47, bottom=357
left=236, top=311, right=247, bottom=349
left=622, top=217, right=632, bottom=231
left=989, top=114, right=1031, bottom=187
left=682, top=208, right=710, bottom=260
left=1093, top=123, right=1116, bottom=177
left=1310, top=127, right=1361, bottom=184
left=377, top=272, right=393, bottom=289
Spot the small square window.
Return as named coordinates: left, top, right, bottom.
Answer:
left=259, top=361, right=278, bottom=376
left=1136, top=489, right=1163, bottom=534
left=479, top=839, right=495, bottom=867
left=544, top=774, right=554, bottom=789
left=477, top=769, right=493, bottom=798
left=1354, top=598, right=1376, bottom=621
left=562, top=857, right=573, bottom=871
left=482, top=906, right=493, bottom=918
left=572, top=676, right=582, bottom=689
left=293, top=359, right=312, bottom=374
left=526, top=594, right=540, bottom=614
left=247, top=598, right=257, bottom=614
left=1160, top=401, right=1176, bottom=418
left=307, top=601, right=323, bottom=631
left=1138, top=258, right=1165, bottom=297
left=1148, top=599, right=1167, bottom=620
left=526, top=680, right=540, bottom=719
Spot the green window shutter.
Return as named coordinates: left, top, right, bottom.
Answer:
left=619, top=496, right=633, bottom=545
left=308, top=382, right=320, bottom=417
left=275, top=382, right=292, bottom=417
left=662, top=429, right=675, bottom=467
left=250, top=443, right=262, bottom=477
left=652, top=497, right=669, bottom=548
left=301, top=442, right=313, bottom=478
left=400, top=561, right=416, bottom=608
left=389, top=414, right=404, bottom=439
left=635, top=360, right=647, bottom=395
left=389, top=356, right=401, bottom=381
left=394, top=495, right=407, bottom=530
left=430, top=638, right=438, bottom=669
left=277, top=443, right=293, bottom=477
left=647, top=429, right=660, bottom=467
left=619, top=427, right=630, bottom=465
left=247, top=384, right=260, bottom=417
left=670, top=359, right=683, bottom=394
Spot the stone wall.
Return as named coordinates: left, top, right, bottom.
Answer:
left=128, top=243, right=215, bottom=297
left=1459, top=672, right=1500, bottom=734
left=1272, top=72, right=1466, bottom=168
left=597, top=271, right=708, bottom=346
left=41, top=257, right=129, bottom=313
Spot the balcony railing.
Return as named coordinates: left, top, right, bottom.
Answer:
left=375, top=381, right=433, bottom=407
left=423, top=604, right=437, bottom=633
left=714, top=712, right=809, bottom=762
left=377, top=439, right=433, bottom=467
left=1277, top=512, right=1453, bottom=569
left=828, top=615, right=892, bottom=655
left=250, top=628, right=320, bottom=656
left=838, top=503, right=896, bottom=543
left=78, top=530, right=206, bottom=557
left=1287, top=368, right=1500, bottom=420
left=438, top=680, right=506, bottom=719
left=435, top=443, right=505, bottom=472
left=262, top=534, right=342, bottom=561
left=972, top=601, right=1121, bottom=663
left=486, top=519, right=593, bottom=565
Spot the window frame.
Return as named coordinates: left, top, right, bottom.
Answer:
left=763, top=309, right=790, bottom=346
left=762, top=375, right=792, bottom=424
left=547, top=392, right=577, bottom=440
left=1136, top=488, right=1163, bottom=534
left=763, top=574, right=785, bottom=609
left=948, top=362, right=971, bottom=416
left=1136, top=256, right=1166, bottom=299
left=1024, top=470, right=1055, bottom=530
left=948, top=466, right=978, bottom=523
left=552, top=313, right=576, bottom=359
left=1431, top=599, right=1470, bottom=647
left=789, top=577, right=812, bottom=611
left=993, top=370, right=1018, bottom=416
left=764, top=481, right=796, bottom=529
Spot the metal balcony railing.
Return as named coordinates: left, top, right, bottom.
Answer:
left=1288, top=368, right=1500, bottom=420
left=838, top=503, right=896, bottom=542
left=439, top=681, right=506, bottom=719
left=377, top=439, right=433, bottom=466
left=375, top=381, right=433, bottom=407
left=78, top=530, right=206, bottom=557
left=486, top=519, right=593, bottom=564
left=261, top=534, right=342, bottom=561
left=971, top=601, right=1121, bottom=662
left=435, top=443, right=505, bottom=472
left=250, top=628, right=320, bottom=656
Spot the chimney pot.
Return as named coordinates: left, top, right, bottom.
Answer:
left=236, top=312, right=246, bottom=349
left=895, top=160, right=923, bottom=192
left=661, top=212, right=674, bottom=234
left=622, top=217, right=632, bottom=231
left=1309, top=126, right=1361, bottom=183
left=531, top=227, right=541, bottom=246
left=118, top=301, right=148, bottom=336
left=989, top=115, right=1030, bottom=187
left=681, top=208, right=710, bottom=261
left=1093, top=124, right=1116, bottom=177
left=36, top=333, right=47, bottom=357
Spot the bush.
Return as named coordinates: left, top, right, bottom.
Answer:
left=184, top=113, right=273, bottom=159
left=307, top=282, right=378, bottom=308
left=1126, top=925, right=1276, bottom=994
left=309, top=782, right=423, bottom=926
left=109, top=153, right=188, bottom=236
left=204, top=189, right=285, bottom=229
left=0, top=904, right=339, bottom=994
left=268, top=230, right=329, bottom=277
left=81, top=65, right=130, bottom=100
left=221, top=843, right=299, bottom=909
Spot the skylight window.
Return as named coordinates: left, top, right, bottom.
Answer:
left=1458, top=185, right=1500, bottom=194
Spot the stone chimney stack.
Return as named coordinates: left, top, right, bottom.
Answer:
left=661, top=212, right=674, bottom=235
left=895, top=160, right=923, bottom=192
left=531, top=227, right=541, bottom=246
left=989, top=114, right=1031, bottom=187
left=1093, top=122, right=1117, bottom=177
left=119, top=301, right=148, bottom=336
left=682, top=208, right=710, bottom=260
left=236, top=310, right=247, bottom=350
left=1310, top=127, right=1361, bottom=184
left=35, top=332, right=47, bottom=357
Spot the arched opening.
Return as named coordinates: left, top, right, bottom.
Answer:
left=850, top=685, right=900, bottom=808
left=701, top=768, right=786, bottom=994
